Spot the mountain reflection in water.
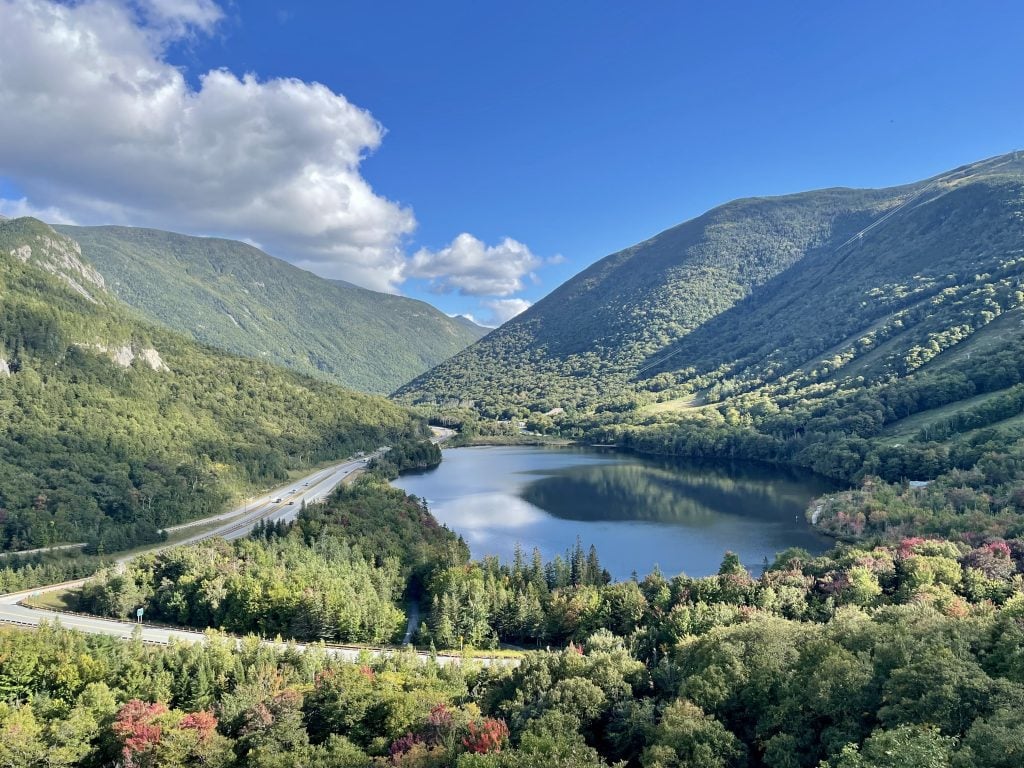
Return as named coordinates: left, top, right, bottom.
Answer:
left=392, top=446, right=838, bottom=579
left=521, top=460, right=825, bottom=526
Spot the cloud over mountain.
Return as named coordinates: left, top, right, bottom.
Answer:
left=0, top=0, right=414, bottom=291
left=481, top=298, right=532, bottom=325
left=0, top=0, right=550, bottom=311
left=408, top=233, right=540, bottom=297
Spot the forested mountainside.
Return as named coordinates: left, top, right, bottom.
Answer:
left=0, top=217, right=425, bottom=553
left=56, top=225, right=486, bottom=394
left=399, top=152, right=1024, bottom=414
left=397, top=154, right=1024, bottom=491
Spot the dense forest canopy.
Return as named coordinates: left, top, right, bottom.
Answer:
left=4, top=479, right=1024, bottom=767
left=0, top=217, right=426, bottom=553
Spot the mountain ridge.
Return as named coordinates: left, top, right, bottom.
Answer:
left=54, top=224, right=486, bottom=393
left=397, top=152, right=1024, bottom=499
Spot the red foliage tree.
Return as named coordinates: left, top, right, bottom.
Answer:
left=179, top=710, right=218, bottom=744
left=112, top=700, right=168, bottom=767
left=390, top=731, right=422, bottom=758
left=898, top=536, right=928, bottom=558
left=462, top=718, right=509, bottom=754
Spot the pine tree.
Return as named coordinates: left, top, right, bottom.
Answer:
left=529, top=548, right=547, bottom=592
left=586, top=545, right=601, bottom=586
left=570, top=537, right=585, bottom=587
left=512, top=542, right=525, bottom=583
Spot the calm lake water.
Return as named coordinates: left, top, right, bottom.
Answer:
left=392, top=446, right=838, bottom=579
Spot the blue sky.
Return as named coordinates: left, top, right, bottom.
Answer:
left=1, top=1, right=1022, bottom=325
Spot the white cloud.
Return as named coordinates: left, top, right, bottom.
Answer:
left=409, top=233, right=540, bottom=296
left=135, top=0, right=223, bottom=36
left=481, top=298, right=532, bottom=326
left=0, top=197, right=76, bottom=224
left=0, top=0, right=415, bottom=292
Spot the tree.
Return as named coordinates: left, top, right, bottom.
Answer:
left=826, top=725, right=954, bottom=768
left=641, top=699, right=746, bottom=768
left=0, top=704, right=48, bottom=768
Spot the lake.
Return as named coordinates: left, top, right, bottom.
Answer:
left=391, top=446, right=838, bottom=580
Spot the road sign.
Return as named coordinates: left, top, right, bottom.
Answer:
left=136, top=607, right=144, bottom=621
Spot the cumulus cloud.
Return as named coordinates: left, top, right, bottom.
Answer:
left=0, top=197, right=76, bottom=224
left=136, top=0, right=223, bottom=36
left=408, top=233, right=540, bottom=296
left=0, top=0, right=414, bottom=291
left=481, top=298, right=532, bottom=326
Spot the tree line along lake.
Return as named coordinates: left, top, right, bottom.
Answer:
left=391, top=445, right=839, bottom=580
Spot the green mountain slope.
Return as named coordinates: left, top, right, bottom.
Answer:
left=55, top=225, right=486, bottom=394
left=0, top=217, right=426, bottom=553
left=398, top=153, right=1024, bottom=486
left=399, top=152, right=1024, bottom=414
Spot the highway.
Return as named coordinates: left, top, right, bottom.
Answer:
left=174, top=455, right=376, bottom=546
left=0, top=455, right=381, bottom=645
left=0, top=429, right=517, bottom=666
left=0, top=585, right=486, bottom=665
left=0, top=588, right=486, bottom=665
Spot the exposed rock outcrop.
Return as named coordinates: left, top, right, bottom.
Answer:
left=8, top=225, right=106, bottom=302
left=80, top=343, right=170, bottom=372
left=138, top=347, right=170, bottom=372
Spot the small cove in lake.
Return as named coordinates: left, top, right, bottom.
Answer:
left=391, top=445, right=839, bottom=579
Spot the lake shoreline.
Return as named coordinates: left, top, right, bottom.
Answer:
left=394, top=445, right=837, bottom=580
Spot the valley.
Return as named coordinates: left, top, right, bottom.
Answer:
left=3, top=5, right=1022, bottom=765
left=3, top=153, right=1024, bottom=768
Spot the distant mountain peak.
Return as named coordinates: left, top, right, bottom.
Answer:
left=54, top=224, right=486, bottom=393
left=450, top=314, right=488, bottom=332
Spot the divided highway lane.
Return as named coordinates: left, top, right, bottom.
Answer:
left=183, top=456, right=375, bottom=544
left=0, top=434, right=516, bottom=667
left=0, top=432, right=515, bottom=665
left=0, top=455, right=377, bottom=632
left=0, top=591, right=496, bottom=666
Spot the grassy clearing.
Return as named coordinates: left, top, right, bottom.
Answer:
left=956, top=411, right=1024, bottom=440
left=284, top=455, right=354, bottom=482
left=637, top=395, right=706, bottom=416
left=22, top=588, right=80, bottom=612
left=922, top=306, right=1024, bottom=374
left=880, top=385, right=1020, bottom=442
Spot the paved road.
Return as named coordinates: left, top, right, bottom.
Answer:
left=402, top=599, right=421, bottom=645
left=0, top=591, right=493, bottom=665
left=0, top=436, right=518, bottom=666
left=0, top=542, right=87, bottom=558
left=0, top=456, right=379, bottom=641
left=180, top=456, right=376, bottom=546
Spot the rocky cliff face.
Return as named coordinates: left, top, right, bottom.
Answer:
left=80, top=343, right=170, bottom=372
left=7, top=223, right=106, bottom=303
left=0, top=218, right=172, bottom=375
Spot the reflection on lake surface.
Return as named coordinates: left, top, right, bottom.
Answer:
left=391, top=446, right=838, bottom=579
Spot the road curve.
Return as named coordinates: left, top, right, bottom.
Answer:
left=0, top=593, right=500, bottom=666
left=0, top=435, right=518, bottom=666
